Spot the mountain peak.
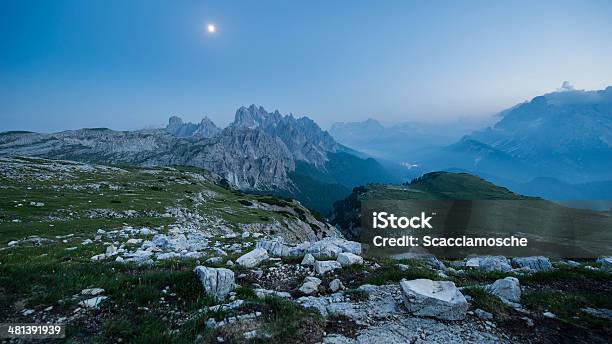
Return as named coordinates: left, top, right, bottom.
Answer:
left=165, top=115, right=220, bottom=138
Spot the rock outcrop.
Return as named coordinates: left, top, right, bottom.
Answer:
left=194, top=266, right=235, bottom=299
left=236, top=248, right=269, bottom=268
left=512, top=256, right=552, bottom=272
left=487, top=277, right=521, bottom=303
left=399, top=279, right=468, bottom=320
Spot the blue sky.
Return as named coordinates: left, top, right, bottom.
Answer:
left=1, top=0, right=612, bottom=132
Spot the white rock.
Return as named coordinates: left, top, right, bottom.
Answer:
left=337, top=252, right=363, bottom=267
left=597, top=256, right=612, bottom=271
left=206, top=257, right=223, bottom=264
left=400, top=279, right=468, bottom=320
left=307, top=241, right=342, bottom=259
left=329, top=279, right=345, bottom=292
left=79, top=296, right=108, bottom=308
left=236, top=248, right=269, bottom=268
left=90, top=254, right=106, bottom=261
left=543, top=311, right=556, bottom=318
left=157, top=252, right=180, bottom=260
left=314, top=260, right=342, bottom=275
left=256, top=240, right=290, bottom=257
left=81, top=288, right=105, bottom=296
left=194, top=266, right=235, bottom=300
left=512, top=256, right=552, bottom=272
left=466, top=256, right=512, bottom=272
left=299, top=277, right=322, bottom=295
left=488, top=277, right=521, bottom=302
left=254, top=288, right=292, bottom=299
left=301, top=253, right=316, bottom=266
left=105, top=245, right=118, bottom=256
left=475, top=308, right=493, bottom=320
left=126, top=238, right=143, bottom=245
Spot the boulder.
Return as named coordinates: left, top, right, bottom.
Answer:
left=79, top=296, right=108, bottom=308
left=236, top=248, right=269, bottom=268
left=254, top=288, right=292, bottom=299
left=301, top=253, right=316, bottom=266
left=194, top=266, right=235, bottom=299
left=487, top=277, right=521, bottom=302
left=81, top=288, right=104, bottom=296
left=307, top=241, right=342, bottom=259
left=337, top=252, right=364, bottom=267
left=329, top=279, right=345, bottom=292
left=206, top=256, right=223, bottom=264
left=327, top=238, right=362, bottom=255
left=597, top=256, right=612, bottom=271
left=299, top=276, right=322, bottom=295
left=399, top=279, right=468, bottom=320
left=315, top=260, right=342, bottom=275
left=256, top=240, right=290, bottom=257
left=306, top=238, right=362, bottom=258
left=512, top=256, right=552, bottom=272
left=475, top=308, right=493, bottom=320
left=465, top=256, right=512, bottom=272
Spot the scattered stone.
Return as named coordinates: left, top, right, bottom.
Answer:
left=194, top=266, right=235, bottom=299
left=157, top=252, right=180, bottom=260
left=299, top=276, right=322, bottom=295
left=488, top=277, right=521, bottom=303
left=81, top=288, right=105, bottom=296
left=465, top=256, right=512, bottom=272
left=254, top=288, right=291, bottom=299
left=256, top=240, right=290, bottom=257
left=236, top=248, right=269, bottom=268
left=399, top=279, right=468, bottom=320
left=79, top=296, right=108, bottom=308
left=521, top=316, right=534, bottom=327
left=126, top=238, right=143, bottom=245
left=329, top=279, right=344, bottom=292
left=105, top=245, right=118, bottom=256
left=90, top=254, right=106, bottom=262
left=206, top=257, right=223, bottom=264
left=315, top=260, right=342, bottom=275
left=475, top=308, right=493, bottom=320
left=336, top=252, right=363, bottom=267
left=581, top=307, right=612, bottom=320
left=306, top=238, right=362, bottom=259
left=512, top=256, right=552, bottom=272
left=543, top=311, right=556, bottom=319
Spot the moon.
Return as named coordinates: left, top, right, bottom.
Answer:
left=207, top=24, right=216, bottom=33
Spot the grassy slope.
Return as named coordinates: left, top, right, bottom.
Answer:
left=0, top=157, right=323, bottom=342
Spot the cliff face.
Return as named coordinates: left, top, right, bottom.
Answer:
left=232, top=105, right=344, bottom=167
left=0, top=126, right=295, bottom=190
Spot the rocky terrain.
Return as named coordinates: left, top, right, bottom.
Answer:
left=1, top=157, right=611, bottom=343
left=0, top=105, right=391, bottom=213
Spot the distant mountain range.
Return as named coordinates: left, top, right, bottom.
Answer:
left=330, top=85, right=612, bottom=200
left=330, top=118, right=488, bottom=163
left=0, top=105, right=393, bottom=213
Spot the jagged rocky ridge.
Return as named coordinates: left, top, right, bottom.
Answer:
left=0, top=105, right=389, bottom=204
